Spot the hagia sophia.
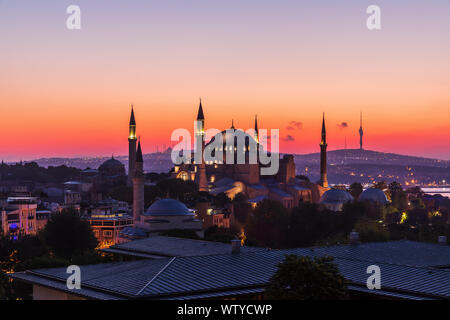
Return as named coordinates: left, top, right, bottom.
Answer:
left=123, top=101, right=389, bottom=238
left=171, top=101, right=329, bottom=208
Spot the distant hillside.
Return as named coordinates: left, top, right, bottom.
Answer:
left=294, top=149, right=449, bottom=167
left=22, top=148, right=450, bottom=186
left=29, top=151, right=173, bottom=174
left=294, top=149, right=449, bottom=186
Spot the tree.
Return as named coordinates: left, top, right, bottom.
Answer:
left=245, top=199, right=290, bottom=248
left=373, top=181, right=387, bottom=190
left=406, top=186, right=424, bottom=198
left=354, top=219, right=390, bottom=242
left=388, top=182, right=408, bottom=211
left=146, top=172, right=170, bottom=182
left=406, top=207, right=428, bottom=226
left=156, top=179, right=198, bottom=202
left=348, top=182, right=363, bottom=199
left=213, top=192, right=231, bottom=208
left=289, top=202, right=357, bottom=248
left=204, top=226, right=236, bottom=243
left=0, top=271, right=11, bottom=300
left=41, top=209, right=98, bottom=258
left=266, top=255, right=348, bottom=300
left=232, top=192, right=252, bottom=226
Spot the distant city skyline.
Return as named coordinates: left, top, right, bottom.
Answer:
left=1, top=0, right=450, bottom=161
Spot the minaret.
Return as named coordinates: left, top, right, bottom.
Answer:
left=319, top=113, right=328, bottom=188
left=359, top=112, right=364, bottom=150
left=127, top=105, right=137, bottom=186
left=196, top=99, right=208, bottom=192
left=230, top=119, right=235, bottom=130
left=133, top=138, right=145, bottom=224
left=254, top=115, right=259, bottom=143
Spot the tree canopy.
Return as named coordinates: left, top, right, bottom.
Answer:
left=266, top=255, right=348, bottom=300
left=41, top=209, right=98, bottom=258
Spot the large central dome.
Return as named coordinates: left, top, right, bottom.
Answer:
left=204, top=129, right=262, bottom=164
left=144, top=199, right=193, bottom=216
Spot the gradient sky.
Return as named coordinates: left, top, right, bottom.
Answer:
left=1, top=0, right=449, bottom=161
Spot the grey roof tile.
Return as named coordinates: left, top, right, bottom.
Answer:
left=10, top=240, right=450, bottom=300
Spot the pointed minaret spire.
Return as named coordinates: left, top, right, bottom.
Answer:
left=254, top=115, right=259, bottom=143
left=194, top=99, right=208, bottom=192
left=231, top=119, right=235, bottom=130
left=319, top=113, right=328, bottom=188
left=128, top=104, right=137, bottom=186
left=197, top=98, right=205, bottom=120
left=359, top=111, right=364, bottom=150
left=129, top=104, right=136, bottom=126
left=136, top=137, right=143, bottom=163
left=321, top=112, right=326, bottom=145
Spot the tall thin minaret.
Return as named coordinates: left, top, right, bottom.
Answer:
left=196, top=99, right=208, bottom=192
left=127, top=105, right=137, bottom=186
left=254, top=115, right=259, bottom=143
left=319, top=113, right=328, bottom=188
left=133, top=138, right=145, bottom=224
left=359, top=112, right=364, bottom=150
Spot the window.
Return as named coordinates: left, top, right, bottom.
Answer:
left=103, top=230, right=113, bottom=237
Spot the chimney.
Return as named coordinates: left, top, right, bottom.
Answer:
left=438, top=236, right=447, bottom=245
left=231, top=239, right=241, bottom=254
left=349, top=231, right=359, bottom=245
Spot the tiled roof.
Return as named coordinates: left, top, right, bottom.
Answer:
left=248, top=195, right=269, bottom=203
left=103, top=236, right=263, bottom=258
left=269, top=188, right=293, bottom=198
left=308, top=240, right=450, bottom=268
left=11, top=241, right=450, bottom=300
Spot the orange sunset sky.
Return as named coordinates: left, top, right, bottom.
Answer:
left=1, top=1, right=449, bottom=161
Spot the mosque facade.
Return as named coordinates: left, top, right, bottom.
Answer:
left=172, top=101, right=329, bottom=208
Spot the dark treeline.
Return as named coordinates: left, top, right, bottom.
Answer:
left=0, top=161, right=81, bottom=183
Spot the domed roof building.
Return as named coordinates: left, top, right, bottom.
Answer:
left=319, top=188, right=354, bottom=212
left=98, top=156, right=126, bottom=186
left=205, top=127, right=261, bottom=160
left=99, top=157, right=124, bottom=170
left=144, top=199, right=193, bottom=216
left=172, top=101, right=329, bottom=208
left=359, top=188, right=389, bottom=205
left=135, top=198, right=203, bottom=237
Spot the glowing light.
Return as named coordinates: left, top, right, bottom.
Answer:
left=400, top=212, right=408, bottom=224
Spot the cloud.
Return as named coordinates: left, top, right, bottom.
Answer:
left=337, top=122, right=348, bottom=130
left=261, top=133, right=279, bottom=141
left=282, top=135, right=295, bottom=142
left=286, top=121, right=303, bottom=131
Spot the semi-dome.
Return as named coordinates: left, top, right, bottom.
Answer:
left=359, top=188, right=389, bottom=204
left=144, top=199, right=193, bottom=216
left=320, top=189, right=354, bottom=205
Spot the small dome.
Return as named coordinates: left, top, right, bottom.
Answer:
left=359, top=188, right=389, bottom=204
left=320, top=189, right=354, bottom=205
left=145, top=199, right=192, bottom=216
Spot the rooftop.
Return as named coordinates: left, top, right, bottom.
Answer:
left=102, top=236, right=262, bottom=258
left=12, top=240, right=450, bottom=300
left=144, top=199, right=193, bottom=217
